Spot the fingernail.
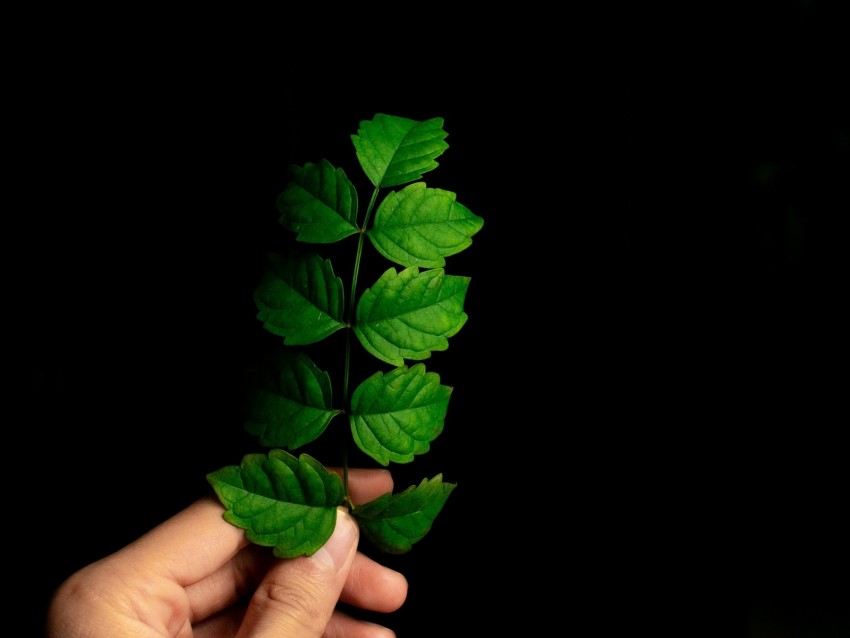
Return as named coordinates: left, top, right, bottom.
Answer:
left=312, top=510, right=357, bottom=572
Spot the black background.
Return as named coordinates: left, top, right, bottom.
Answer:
left=18, top=3, right=846, bottom=636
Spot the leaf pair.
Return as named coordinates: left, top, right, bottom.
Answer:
left=255, top=251, right=470, bottom=366
left=208, top=114, right=481, bottom=557
left=244, top=350, right=450, bottom=466
left=208, top=449, right=455, bottom=555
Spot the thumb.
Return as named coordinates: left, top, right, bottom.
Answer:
left=236, top=509, right=359, bottom=638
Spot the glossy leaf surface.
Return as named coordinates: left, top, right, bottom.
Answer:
left=350, top=364, right=451, bottom=465
left=368, top=182, right=484, bottom=268
left=245, top=349, right=342, bottom=449
left=353, top=475, right=455, bottom=554
left=207, top=450, right=345, bottom=558
left=352, top=114, right=448, bottom=188
left=254, top=251, right=345, bottom=345
left=353, top=267, right=470, bottom=366
left=277, top=159, right=359, bottom=243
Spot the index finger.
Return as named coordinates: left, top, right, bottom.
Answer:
left=330, top=467, right=394, bottom=505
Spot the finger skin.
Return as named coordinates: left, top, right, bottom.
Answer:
left=235, top=509, right=358, bottom=637
left=340, top=552, right=407, bottom=613
left=323, top=610, right=399, bottom=638
left=193, top=608, right=398, bottom=638
left=121, top=467, right=394, bottom=589
left=333, top=468, right=393, bottom=506
left=46, top=468, right=402, bottom=638
left=186, top=544, right=407, bottom=624
left=182, top=467, right=397, bottom=621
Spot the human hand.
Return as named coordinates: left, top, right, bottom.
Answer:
left=46, top=468, right=407, bottom=637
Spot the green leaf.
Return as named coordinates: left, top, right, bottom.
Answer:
left=353, top=267, right=470, bottom=366
left=254, top=251, right=346, bottom=345
left=245, top=349, right=343, bottom=449
left=353, top=475, right=455, bottom=554
left=350, top=364, right=451, bottom=465
left=277, top=160, right=359, bottom=243
left=207, top=450, right=345, bottom=558
left=351, top=114, right=449, bottom=189
left=367, top=182, right=484, bottom=268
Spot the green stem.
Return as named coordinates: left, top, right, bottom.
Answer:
left=342, top=186, right=380, bottom=502
left=342, top=447, right=351, bottom=512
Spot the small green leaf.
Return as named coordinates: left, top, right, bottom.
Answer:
left=352, top=114, right=449, bottom=189
left=277, top=160, right=359, bottom=243
left=255, top=251, right=346, bottom=345
left=350, top=364, right=451, bottom=465
left=207, top=450, right=345, bottom=558
left=353, top=475, right=455, bottom=554
left=367, top=182, right=484, bottom=268
left=354, top=266, right=470, bottom=366
left=245, top=349, right=343, bottom=449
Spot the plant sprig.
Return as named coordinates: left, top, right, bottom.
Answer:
left=207, top=113, right=483, bottom=556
